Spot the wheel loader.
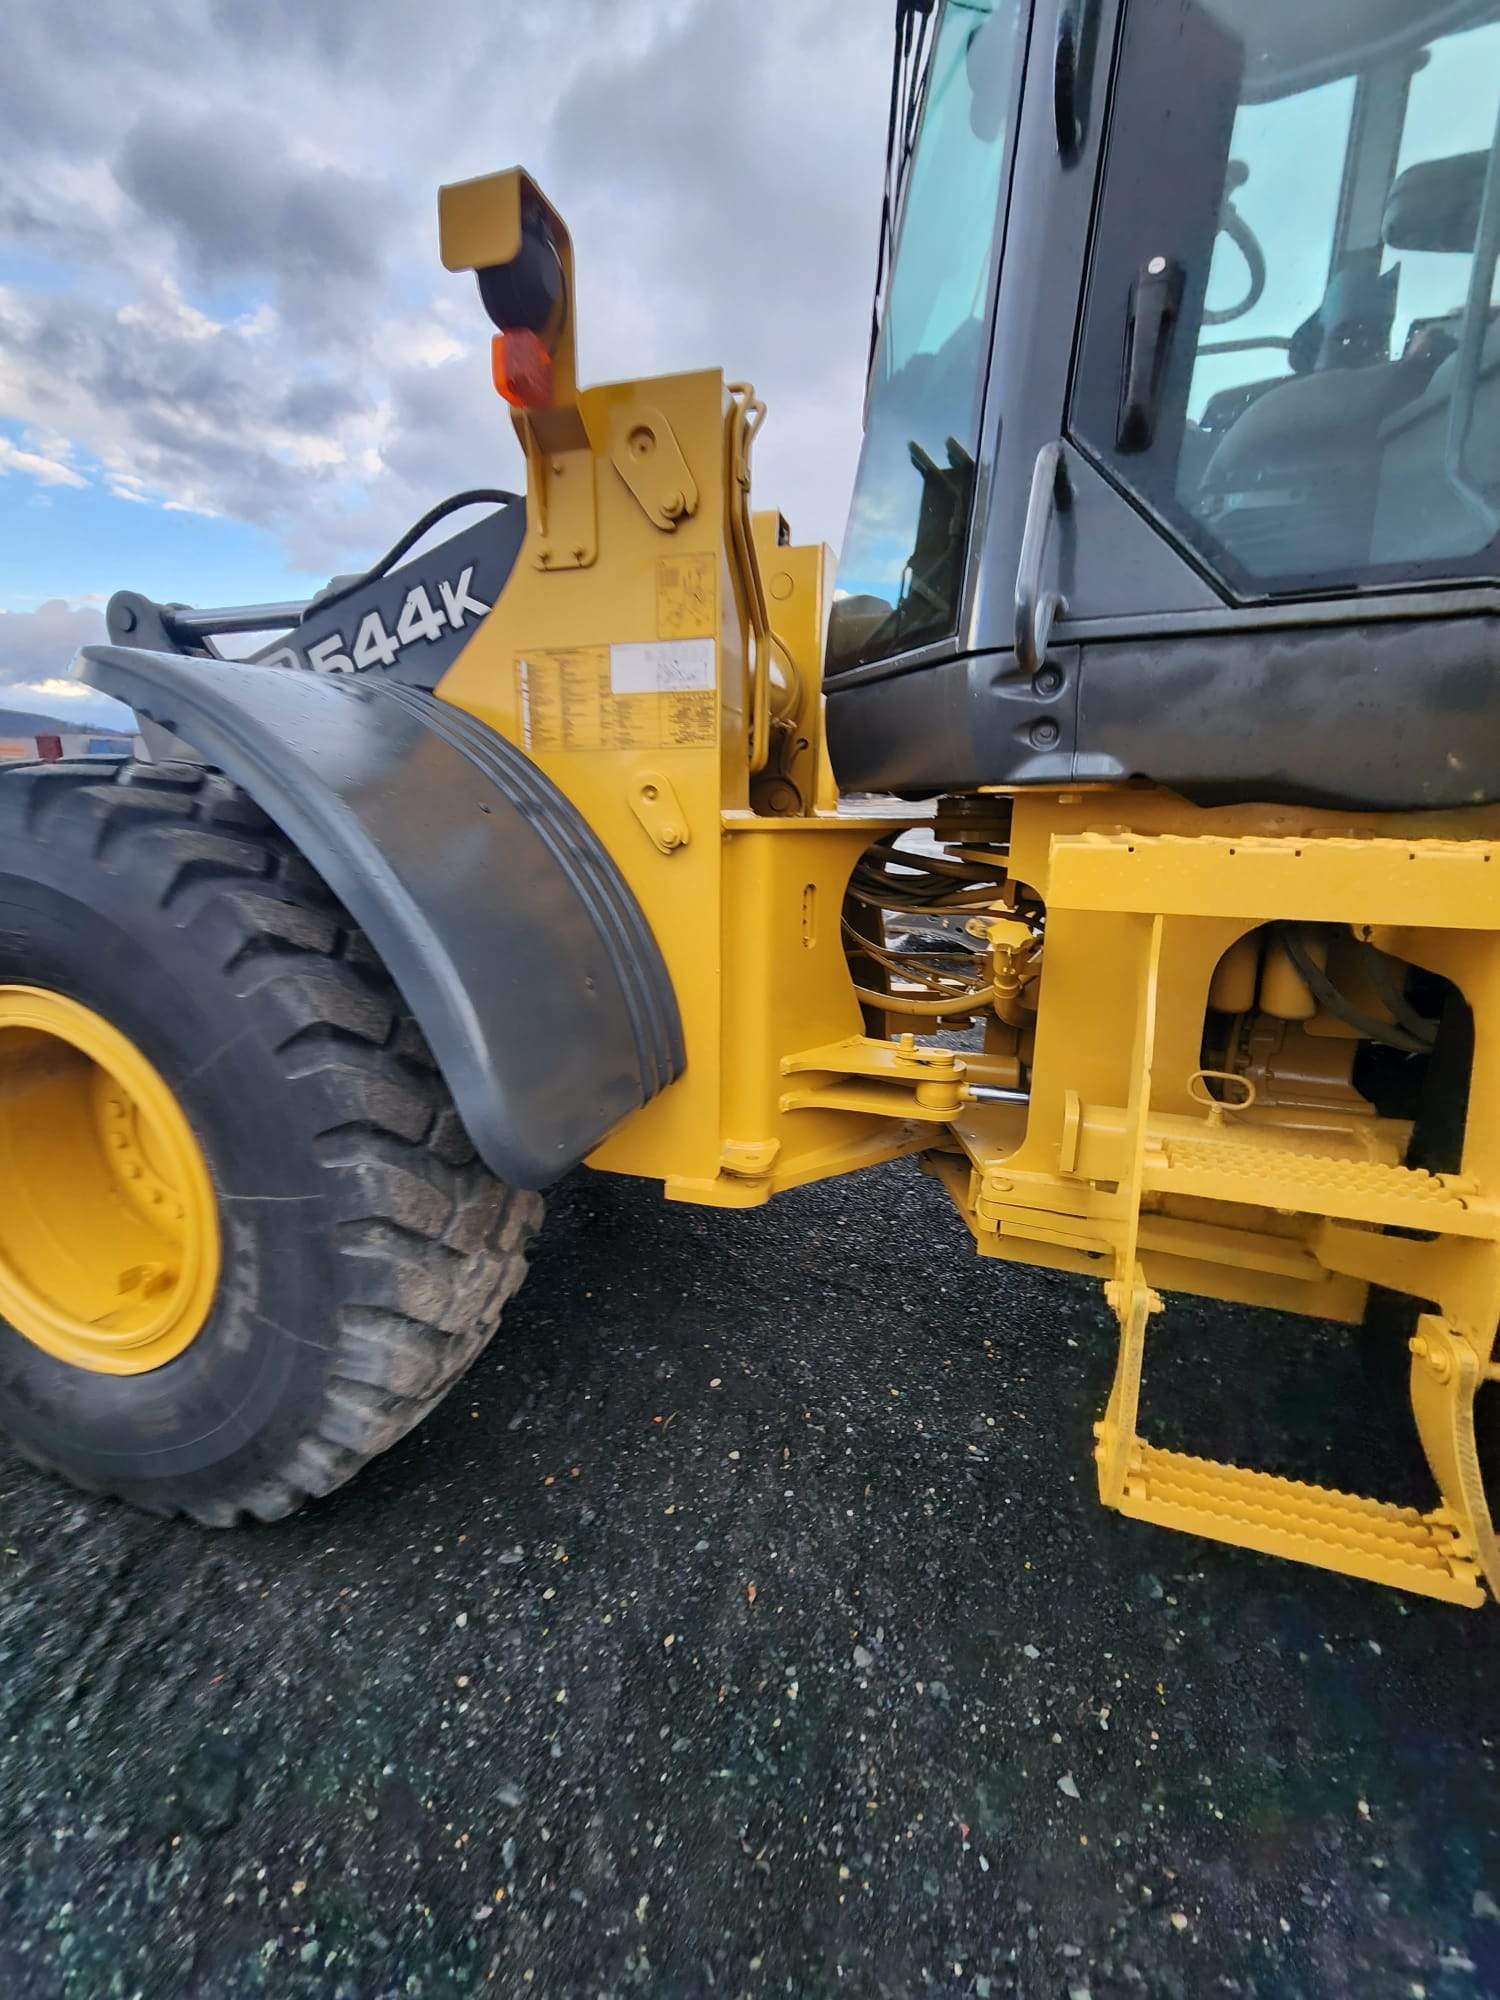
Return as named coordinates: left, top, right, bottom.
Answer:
left=5, top=0, right=1500, bottom=1606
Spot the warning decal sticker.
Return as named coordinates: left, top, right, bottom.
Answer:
left=517, top=643, right=717, bottom=753
left=655, top=551, right=717, bottom=638
left=608, top=639, right=716, bottom=696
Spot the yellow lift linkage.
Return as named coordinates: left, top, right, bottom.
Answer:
left=438, top=169, right=1500, bottom=1608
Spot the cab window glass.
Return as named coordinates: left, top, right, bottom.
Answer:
left=1073, top=0, right=1500, bottom=597
left=827, top=0, right=1023, bottom=673
left=1186, top=76, right=1357, bottom=428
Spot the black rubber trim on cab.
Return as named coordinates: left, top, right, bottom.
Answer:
left=76, top=645, right=684, bottom=1188
left=825, top=611, right=1500, bottom=808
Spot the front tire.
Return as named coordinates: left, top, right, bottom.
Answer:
left=0, top=758, right=542, bottom=1524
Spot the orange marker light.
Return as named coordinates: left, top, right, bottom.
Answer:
left=491, top=329, right=553, bottom=409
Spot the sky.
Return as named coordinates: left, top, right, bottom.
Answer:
left=0, top=0, right=890, bottom=727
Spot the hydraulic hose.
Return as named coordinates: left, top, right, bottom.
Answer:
left=853, top=981, right=995, bottom=1017
left=302, top=489, right=522, bottom=623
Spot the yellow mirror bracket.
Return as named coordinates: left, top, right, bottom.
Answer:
left=440, top=167, right=593, bottom=564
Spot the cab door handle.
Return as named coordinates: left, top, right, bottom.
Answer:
left=1117, top=255, right=1184, bottom=451
left=1054, top=0, right=1103, bottom=157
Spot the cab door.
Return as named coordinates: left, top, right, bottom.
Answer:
left=826, top=0, right=1200, bottom=794
left=1053, top=0, right=1500, bottom=807
left=1070, top=0, right=1500, bottom=602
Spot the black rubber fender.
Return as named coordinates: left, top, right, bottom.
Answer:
left=75, top=646, right=683, bottom=1187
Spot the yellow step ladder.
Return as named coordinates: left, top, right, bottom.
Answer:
left=1090, top=915, right=1500, bottom=1607
left=1111, top=1441, right=1483, bottom=1607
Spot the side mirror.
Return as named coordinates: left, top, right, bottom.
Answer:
left=438, top=168, right=580, bottom=424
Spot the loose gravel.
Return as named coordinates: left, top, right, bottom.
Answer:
left=1, top=1159, right=1498, bottom=1998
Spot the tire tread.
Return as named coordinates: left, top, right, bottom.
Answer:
left=0, top=756, right=541, bottom=1525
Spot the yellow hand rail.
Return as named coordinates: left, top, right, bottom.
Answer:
left=726, top=383, right=779, bottom=775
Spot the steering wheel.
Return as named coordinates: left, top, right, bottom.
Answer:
left=1203, top=165, right=1268, bottom=328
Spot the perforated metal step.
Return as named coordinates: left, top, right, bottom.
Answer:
left=1143, top=1137, right=1495, bottom=1238
left=1113, top=1442, right=1484, bottom=1606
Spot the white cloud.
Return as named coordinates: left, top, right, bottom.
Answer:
left=116, top=276, right=219, bottom=342
left=0, top=602, right=133, bottom=730
left=0, top=433, right=87, bottom=488
left=25, top=675, right=93, bottom=701
left=0, top=0, right=889, bottom=576
left=0, top=598, right=105, bottom=671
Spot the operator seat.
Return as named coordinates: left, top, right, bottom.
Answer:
left=1194, top=150, right=1492, bottom=578
left=1373, top=150, right=1500, bottom=564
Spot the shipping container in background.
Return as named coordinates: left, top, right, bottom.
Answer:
left=0, top=732, right=134, bottom=763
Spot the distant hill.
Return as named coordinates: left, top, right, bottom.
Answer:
left=0, top=707, right=132, bottom=738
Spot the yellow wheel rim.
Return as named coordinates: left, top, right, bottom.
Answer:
left=0, top=986, right=219, bottom=1375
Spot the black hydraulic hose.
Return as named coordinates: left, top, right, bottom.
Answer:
left=1352, top=940, right=1441, bottom=1050
left=1279, top=926, right=1435, bottom=1056
left=301, top=489, right=523, bottom=623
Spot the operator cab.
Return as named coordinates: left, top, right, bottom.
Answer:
left=826, top=0, right=1500, bottom=810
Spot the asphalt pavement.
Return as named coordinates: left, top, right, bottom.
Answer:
left=2, top=1157, right=1498, bottom=1999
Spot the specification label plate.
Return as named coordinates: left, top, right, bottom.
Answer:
left=517, top=642, right=717, bottom=752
